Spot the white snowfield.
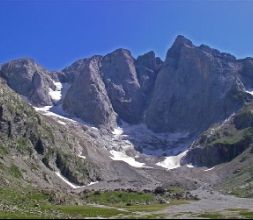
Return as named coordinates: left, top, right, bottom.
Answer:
left=49, top=81, right=63, bottom=102
left=156, top=150, right=189, bottom=170
left=110, top=150, right=146, bottom=168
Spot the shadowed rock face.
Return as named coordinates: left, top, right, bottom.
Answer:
left=101, top=49, right=144, bottom=124
left=135, top=51, right=163, bottom=108
left=0, top=58, right=55, bottom=106
left=63, top=56, right=117, bottom=129
left=145, top=35, right=252, bottom=133
left=182, top=103, right=253, bottom=167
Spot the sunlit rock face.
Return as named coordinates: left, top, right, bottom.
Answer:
left=0, top=58, right=55, bottom=106
left=145, top=35, right=252, bottom=133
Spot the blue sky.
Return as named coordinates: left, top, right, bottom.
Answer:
left=0, top=0, right=253, bottom=70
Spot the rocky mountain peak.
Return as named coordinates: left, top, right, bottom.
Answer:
left=63, top=56, right=117, bottom=129
left=0, top=58, right=55, bottom=106
left=173, top=35, right=193, bottom=47
left=165, top=35, right=195, bottom=64
left=136, top=51, right=157, bottom=70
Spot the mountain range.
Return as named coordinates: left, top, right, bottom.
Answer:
left=0, top=35, right=253, bottom=199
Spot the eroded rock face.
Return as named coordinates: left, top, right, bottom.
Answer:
left=0, top=58, right=54, bottom=106
left=63, top=56, right=117, bottom=129
left=145, top=35, right=252, bottom=133
left=60, top=58, right=87, bottom=83
left=101, top=49, right=144, bottom=123
left=135, top=51, right=162, bottom=108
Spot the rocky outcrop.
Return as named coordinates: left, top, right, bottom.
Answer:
left=183, top=103, right=253, bottom=167
left=0, top=58, right=55, bottom=106
left=145, top=35, right=252, bottom=133
left=63, top=56, right=117, bottom=129
left=101, top=49, right=144, bottom=123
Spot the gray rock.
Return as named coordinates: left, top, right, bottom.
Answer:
left=101, top=49, right=144, bottom=123
left=63, top=56, right=117, bottom=129
left=145, top=35, right=252, bottom=133
left=61, top=58, right=87, bottom=83
left=0, top=58, right=54, bottom=106
left=135, top=51, right=163, bottom=108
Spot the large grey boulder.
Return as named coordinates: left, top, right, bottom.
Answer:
left=145, top=35, right=251, bottom=133
left=101, top=49, right=144, bottom=123
left=63, top=56, right=117, bottom=129
left=0, top=58, right=55, bottom=106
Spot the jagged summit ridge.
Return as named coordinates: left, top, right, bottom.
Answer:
left=1, top=35, right=253, bottom=135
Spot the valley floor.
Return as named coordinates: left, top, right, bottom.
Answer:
left=1, top=185, right=253, bottom=219
left=157, top=187, right=253, bottom=219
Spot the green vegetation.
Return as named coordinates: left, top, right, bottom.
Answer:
left=58, top=205, right=126, bottom=218
left=0, top=145, right=8, bottom=156
left=125, top=200, right=189, bottom=212
left=0, top=186, right=192, bottom=219
left=198, top=212, right=225, bottom=219
left=84, top=191, right=155, bottom=206
left=16, top=137, right=32, bottom=154
left=210, top=127, right=253, bottom=146
left=239, top=211, right=253, bottom=219
left=9, top=164, right=22, bottom=179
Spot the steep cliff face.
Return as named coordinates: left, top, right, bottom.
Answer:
left=145, top=35, right=252, bottom=133
left=0, top=58, right=55, bottom=106
left=100, top=49, right=144, bottom=124
left=135, top=51, right=162, bottom=108
left=63, top=56, right=117, bottom=129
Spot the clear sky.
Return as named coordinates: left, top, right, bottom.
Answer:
left=0, top=0, right=253, bottom=70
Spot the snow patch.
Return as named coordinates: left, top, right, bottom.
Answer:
left=186, top=164, right=194, bottom=168
left=55, top=171, right=98, bottom=188
left=88, top=181, right=99, bottom=186
left=204, top=167, right=215, bottom=172
left=245, top=90, right=253, bottom=96
left=77, top=152, right=86, bottom=160
left=49, top=81, right=63, bottom=102
left=156, top=150, right=188, bottom=170
left=110, top=150, right=146, bottom=168
left=34, top=105, right=77, bottom=123
left=34, top=106, right=52, bottom=112
left=112, top=127, right=124, bottom=136
left=55, top=171, right=83, bottom=189
left=57, top=120, right=66, bottom=125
